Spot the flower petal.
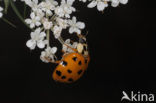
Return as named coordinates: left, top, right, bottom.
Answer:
left=97, top=2, right=105, bottom=11
left=119, top=0, right=128, bottom=4
left=37, top=40, right=45, bottom=49
left=87, top=1, right=97, bottom=8
left=76, top=22, right=85, bottom=29
left=51, top=47, right=57, bottom=54
left=26, top=40, right=36, bottom=50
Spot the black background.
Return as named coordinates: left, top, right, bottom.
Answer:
left=0, top=0, right=156, bottom=103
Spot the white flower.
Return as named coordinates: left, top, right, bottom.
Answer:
left=111, top=0, right=128, bottom=7
left=111, top=0, right=120, bottom=7
left=68, top=16, right=85, bottom=34
left=39, top=1, right=55, bottom=16
left=55, top=0, right=76, bottom=18
left=46, top=0, right=58, bottom=6
left=42, top=18, right=53, bottom=30
left=56, top=17, right=68, bottom=29
left=62, top=39, right=78, bottom=53
left=62, top=0, right=76, bottom=17
left=0, top=6, right=3, bottom=18
left=25, top=12, right=41, bottom=28
left=24, top=0, right=45, bottom=18
left=79, top=0, right=87, bottom=2
left=119, top=0, right=128, bottom=4
left=35, top=9, right=45, bottom=18
left=53, top=25, right=62, bottom=39
left=40, top=47, right=57, bottom=63
left=26, top=28, right=47, bottom=50
left=55, top=6, right=65, bottom=17
left=24, top=0, right=39, bottom=12
left=88, top=0, right=108, bottom=11
left=87, top=0, right=128, bottom=11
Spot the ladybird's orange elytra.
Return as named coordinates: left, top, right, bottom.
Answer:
left=52, top=53, right=90, bottom=83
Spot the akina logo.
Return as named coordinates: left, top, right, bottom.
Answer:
left=121, top=91, right=155, bottom=102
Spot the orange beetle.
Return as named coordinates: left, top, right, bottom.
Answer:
left=53, top=52, right=90, bottom=83
left=52, top=34, right=90, bottom=83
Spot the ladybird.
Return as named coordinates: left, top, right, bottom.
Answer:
left=52, top=53, right=90, bottom=83
left=52, top=34, right=90, bottom=83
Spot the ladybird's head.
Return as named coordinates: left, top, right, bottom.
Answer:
left=76, top=34, right=89, bottom=57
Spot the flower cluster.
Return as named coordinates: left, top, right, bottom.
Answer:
left=0, top=0, right=128, bottom=63
left=23, top=0, right=86, bottom=63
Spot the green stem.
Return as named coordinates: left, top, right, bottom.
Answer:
left=2, top=18, right=16, bottom=28
left=23, top=3, right=27, bottom=19
left=10, top=0, right=30, bottom=29
left=50, top=14, right=56, bottom=21
left=47, top=30, right=50, bottom=47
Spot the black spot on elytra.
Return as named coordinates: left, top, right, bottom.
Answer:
left=68, top=78, right=73, bottom=82
left=62, top=61, right=67, bottom=66
left=78, top=70, right=83, bottom=75
left=78, top=61, right=82, bottom=65
left=56, top=70, right=61, bottom=76
left=67, top=69, right=72, bottom=73
left=72, top=57, right=77, bottom=61
left=61, top=76, right=66, bottom=79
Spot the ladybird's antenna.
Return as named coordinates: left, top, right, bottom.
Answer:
left=77, top=32, right=88, bottom=38
left=77, top=31, right=89, bottom=40
left=58, top=36, right=65, bottom=45
left=85, top=31, right=89, bottom=37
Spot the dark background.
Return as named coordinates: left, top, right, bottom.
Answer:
left=0, top=0, right=156, bottom=103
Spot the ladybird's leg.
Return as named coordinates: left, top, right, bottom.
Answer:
left=57, top=37, right=66, bottom=53
left=62, top=50, right=65, bottom=53
left=77, top=33, right=83, bottom=38
left=58, top=36, right=77, bottom=52
left=52, top=60, right=60, bottom=64
left=44, top=57, right=61, bottom=64
left=76, top=33, right=87, bottom=38
left=58, top=36, right=65, bottom=45
left=64, top=43, right=77, bottom=52
left=70, top=40, right=74, bottom=44
left=59, top=38, right=77, bottom=52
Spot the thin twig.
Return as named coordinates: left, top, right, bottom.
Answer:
left=2, top=18, right=16, bottom=28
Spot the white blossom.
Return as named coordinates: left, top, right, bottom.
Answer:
left=56, top=17, right=68, bottom=29
left=87, top=0, right=109, bottom=11
left=24, top=0, right=39, bottom=12
left=26, top=28, right=47, bottom=50
left=55, top=0, right=76, bottom=18
left=85, top=0, right=128, bottom=11
left=25, top=12, right=41, bottom=28
left=63, top=39, right=78, bottom=53
left=79, top=0, right=87, bottom=2
left=53, top=25, right=62, bottom=39
left=68, top=16, right=85, bottom=34
left=40, top=47, right=57, bottom=63
left=111, top=0, right=128, bottom=7
left=39, top=1, right=55, bottom=16
left=42, top=18, right=53, bottom=30
left=55, top=6, right=65, bottom=17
